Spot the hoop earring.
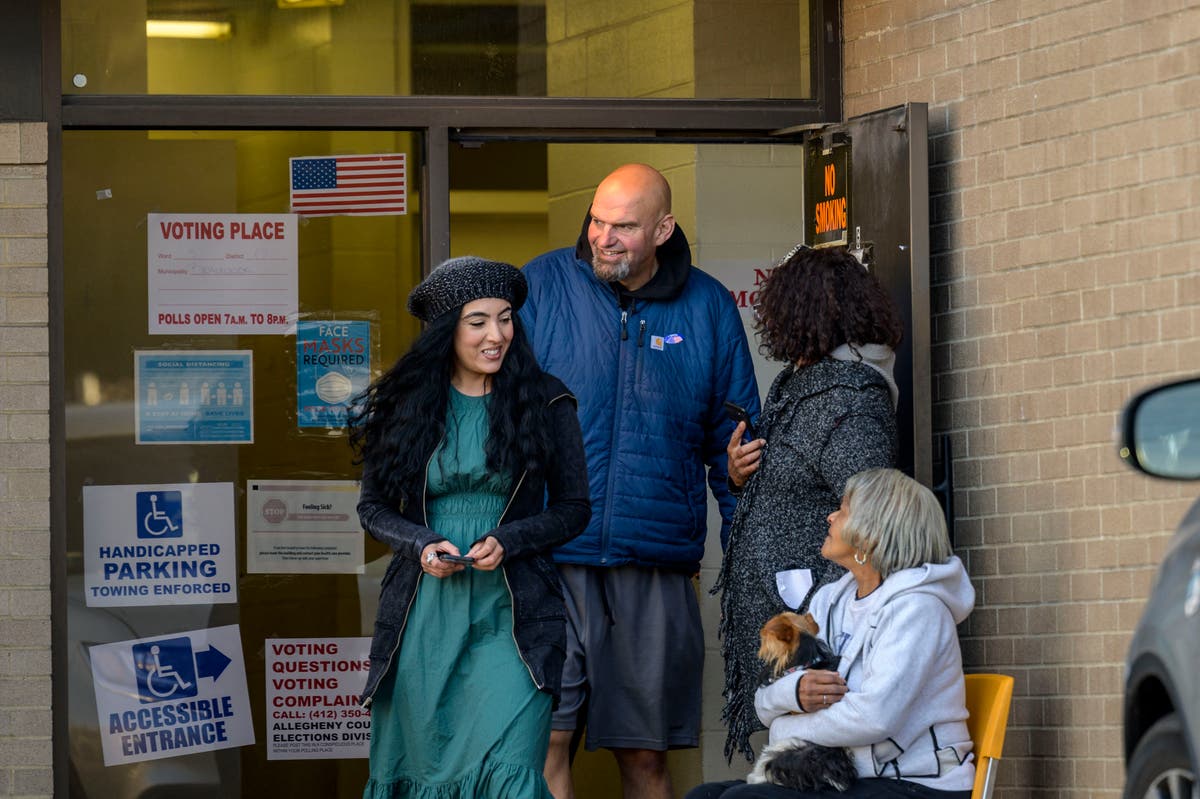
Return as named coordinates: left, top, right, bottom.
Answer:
left=854, top=550, right=867, bottom=566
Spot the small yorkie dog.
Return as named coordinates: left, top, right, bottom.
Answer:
left=746, top=611, right=858, bottom=792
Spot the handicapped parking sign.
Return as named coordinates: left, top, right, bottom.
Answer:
left=136, top=490, right=183, bottom=539
left=83, top=483, right=237, bottom=608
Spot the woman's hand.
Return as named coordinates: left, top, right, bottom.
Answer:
left=727, top=422, right=766, bottom=488
left=466, top=535, right=505, bottom=571
left=797, top=668, right=847, bottom=712
left=420, top=542, right=466, bottom=578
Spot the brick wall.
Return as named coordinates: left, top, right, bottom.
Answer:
left=842, top=2, right=1200, bottom=796
left=0, top=121, right=52, bottom=798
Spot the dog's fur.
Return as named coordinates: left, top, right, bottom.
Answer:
left=746, top=612, right=858, bottom=792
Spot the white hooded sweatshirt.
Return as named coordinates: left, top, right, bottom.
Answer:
left=755, top=556, right=977, bottom=792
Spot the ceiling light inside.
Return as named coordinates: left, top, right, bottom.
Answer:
left=145, top=19, right=233, bottom=39
left=277, top=0, right=345, bottom=8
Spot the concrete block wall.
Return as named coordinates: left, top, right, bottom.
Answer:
left=842, top=2, right=1200, bottom=796
left=546, top=0, right=695, bottom=98
left=0, top=121, right=52, bottom=798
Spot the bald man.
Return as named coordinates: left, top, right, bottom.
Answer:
left=521, top=164, right=760, bottom=799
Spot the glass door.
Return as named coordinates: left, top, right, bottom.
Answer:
left=63, top=128, right=423, bottom=799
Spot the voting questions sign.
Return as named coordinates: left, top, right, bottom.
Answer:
left=266, top=637, right=372, bottom=760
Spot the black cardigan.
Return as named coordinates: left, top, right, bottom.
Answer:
left=357, top=371, right=590, bottom=705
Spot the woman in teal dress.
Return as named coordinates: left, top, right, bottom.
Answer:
left=350, top=256, right=591, bottom=799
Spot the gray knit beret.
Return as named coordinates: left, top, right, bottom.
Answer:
left=406, top=256, right=528, bottom=322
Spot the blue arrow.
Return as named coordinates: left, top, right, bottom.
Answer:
left=194, top=645, right=231, bottom=683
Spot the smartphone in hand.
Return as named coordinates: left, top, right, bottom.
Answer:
left=723, top=401, right=757, bottom=440
left=437, top=552, right=476, bottom=564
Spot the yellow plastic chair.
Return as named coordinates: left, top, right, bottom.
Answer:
left=963, top=673, right=1014, bottom=799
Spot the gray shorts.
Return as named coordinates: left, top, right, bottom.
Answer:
left=551, top=564, right=703, bottom=751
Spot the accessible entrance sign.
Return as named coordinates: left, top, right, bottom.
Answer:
left=89, top=624, right=254, bottom=766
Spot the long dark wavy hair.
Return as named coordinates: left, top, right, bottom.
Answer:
left=755, top=246, right=903, bottom=364
left=348, top=308, right=553, bottom=507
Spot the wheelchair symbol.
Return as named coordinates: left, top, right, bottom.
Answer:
left=145, top=645, right=192, bottom=697
left=136, top=490, right=183, bottom=539
left=133, top=637, right=198, bottom=703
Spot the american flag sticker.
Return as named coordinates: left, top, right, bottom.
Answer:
left=289, top=153, right=407, bottom=217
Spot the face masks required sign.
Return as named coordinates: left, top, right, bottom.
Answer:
left=296, top=320, right=371, bottom=429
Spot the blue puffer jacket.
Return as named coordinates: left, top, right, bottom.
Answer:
left=521, top=219, right=760, bottom=572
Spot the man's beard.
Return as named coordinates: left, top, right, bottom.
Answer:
left=591, top=253, right=631, bottom=283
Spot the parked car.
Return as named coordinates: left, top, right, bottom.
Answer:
left=1117, top=376, right=1200, bottom=799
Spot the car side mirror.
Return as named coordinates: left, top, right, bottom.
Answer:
left=1118, top=377, right=1200, bottom=480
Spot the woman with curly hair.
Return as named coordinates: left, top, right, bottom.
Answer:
left=713, top=245, right=904, bottom=763
left=350, top=256, right=590, bottom=798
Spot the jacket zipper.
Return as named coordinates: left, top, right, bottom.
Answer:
left=495, top=467, right=541, bottom=689
left=492, top=391, right=567, bottom=526
left=635, top=318, right=646, bottom=383
left=495, top=391, right=570, bottom=691
left=502, top=557, right=542, bottom=691
left=601, top=307, right=629, bottom=563
left=362, top=442, right=439, bottom=708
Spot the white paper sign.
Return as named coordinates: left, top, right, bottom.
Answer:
left=246, top=480, right=365, bottom=574
left=89, top=624, right=255, bottom=766
left=265, top=637, right=373, bottom=760
left=83, top=483, right=238, bottom=606
left=148, top=213, right=298, bottom=335
left=775, top=568, right=814, bottom=610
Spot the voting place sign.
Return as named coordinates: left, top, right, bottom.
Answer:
left=83, top=483, right=237, bottom=606
left=90, top=624, right=254, bottom=766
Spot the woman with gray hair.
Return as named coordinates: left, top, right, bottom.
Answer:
left=688, top=468, right=976, bottom=799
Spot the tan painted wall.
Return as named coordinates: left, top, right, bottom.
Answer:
left=842, top=2, right=1200, bottom=796
left=0, top=121, right=52, bottom=797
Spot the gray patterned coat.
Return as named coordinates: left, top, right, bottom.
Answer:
left=714, top=357, right=897, bottom=761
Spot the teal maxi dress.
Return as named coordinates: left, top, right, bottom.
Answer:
left=363, top=389, right=553, bottom=799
